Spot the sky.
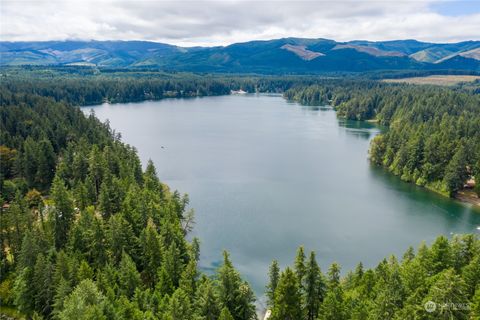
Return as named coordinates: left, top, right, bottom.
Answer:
left=1, top=0, right=479, bottom=46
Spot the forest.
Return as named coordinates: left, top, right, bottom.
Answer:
left=0, top=68, right=479, bottom=319
left=0, top=67, right=323, bottom=105
left=266, top=235, right=480, bottom=320
left=284, top=81, right=480, bottom=197
left=0, top=85, right=257, bottom=319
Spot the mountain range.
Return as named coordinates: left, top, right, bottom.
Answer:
left=1, top=38, right=479, bottom=73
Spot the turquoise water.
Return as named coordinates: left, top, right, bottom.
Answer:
left=85, top=94, right=480, bottom=299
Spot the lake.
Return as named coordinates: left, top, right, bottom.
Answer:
left=84, top=94, right=480, bottom=302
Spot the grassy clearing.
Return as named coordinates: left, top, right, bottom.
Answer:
left=383, top=75, right=480, bottom=86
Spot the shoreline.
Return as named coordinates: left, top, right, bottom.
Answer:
left=93, top=94, right=480, bottom=213
left=355, top=115, right=480, bottom=212
left=455, top=190, right=480, bottom=209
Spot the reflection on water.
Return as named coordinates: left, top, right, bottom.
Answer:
left=84, top=94, right=480, bottom=298
left=337, top=118, right=381, bottom=140
left=369, top=166, right=480, bottom=228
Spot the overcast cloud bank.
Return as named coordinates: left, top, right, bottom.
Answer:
left=1, top=0, right=479, bottom=46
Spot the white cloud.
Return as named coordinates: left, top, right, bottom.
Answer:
left=1, top=0, right=479, bottom=45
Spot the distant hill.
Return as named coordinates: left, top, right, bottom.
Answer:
left=1, top=38, right=479, bottom=73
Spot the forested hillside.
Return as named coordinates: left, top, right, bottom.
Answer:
left=285, top=82, right=480, bottom=197
left=1, top=39, right=479, bottom=73
left=0, top=86, right=257, bottom=319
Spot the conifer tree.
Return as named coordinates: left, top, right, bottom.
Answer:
left=462, top=256, right=480, bottom=298
left=51, top=175, right=74, bottom=249
left=294, top=246, right=306, bottom=290
left=157, top=265, right=174, bottom=296
left=429, top=235, right=452, bottom=274
left=450, top=234, right=476, bottom=272
left=58, top=279, right=107, bottom=320
left=35, top=139, right=56, bottom=190
left=163, top=241, right=184, bottom=288
left=6, top=195, right=30, bottom=256
left=271, top=267, right=302, bottom=320
left=219, top=307, right=235, bottom=320
left=320, top=263, right=346, bottom=320
left=195, top=278, right=221, bottom=320
left=217, top=251, right=256, bottom=320
left=266, top=260, right=280, bottom=307
left=443, top=145, right=469, bottom=196
left=179, top=258, right=198, bottom=301
left=166, top=288, right=193, bottom=320
left=235, top=282, right=256, bottom=320
left=372, top=257, right=405, bottom=320
left=87, top=145, right=105, bottom=200
left=77, top=260, right=94, bottom=281
left=33, top=253, right=54, bottom=316
left=190, top=237, right=201, bottom=262
left=304, top=251, right=326, bottom=320
left=17, top=230, right=40, bottom=271
left=118, top=252, right=141, bottom=298
left=471, top=288, right=480, bottom=320
left=144, top=160, right=161, bottom=193
left=106, top=214, right=138, bottom=265
left=13, top=266, right=35, bottom=316
left=140, top=219, right=162, bottom=287
left=52, top=277, right=72, bottom=318
left=423, top=268, right=469, bottom=320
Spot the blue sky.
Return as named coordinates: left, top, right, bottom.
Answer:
left=1, top=0, right=479, bottom=45
left=431, top=0, right=480, bottom=16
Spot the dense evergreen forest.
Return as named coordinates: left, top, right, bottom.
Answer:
left=0, top=83, right=257, bottom=319
left=1, top=68, right=479, bottom=319
left=0, top=67, right=324, bottom=105
left=285, top=81, right=480, bottom=197
left=266, top=235, right=480, bottom=320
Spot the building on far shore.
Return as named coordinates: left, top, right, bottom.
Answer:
left=231, top=89, right=247, bottom=94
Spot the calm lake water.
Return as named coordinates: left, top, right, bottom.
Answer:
left=84, top=94, right=480, bottom=300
